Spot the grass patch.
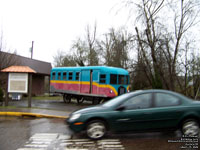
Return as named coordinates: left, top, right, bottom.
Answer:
left=0, top=106, right=17, bottom=109
left=24, top=96, right=62, bottom=100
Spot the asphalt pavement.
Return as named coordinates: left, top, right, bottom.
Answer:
left=0, top=98, right=91, bottom=119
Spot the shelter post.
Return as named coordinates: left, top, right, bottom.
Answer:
left=5, top=72, right=9, bottom=106
left=28, top=73, right=32, bottom=108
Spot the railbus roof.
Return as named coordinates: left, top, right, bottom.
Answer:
left=51, top=66, right=129, bottom=74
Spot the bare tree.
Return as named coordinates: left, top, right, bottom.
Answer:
left=70, top=23, right=99, bottom=66
left=169, top=0, right=200, bottom=90
left=125, top=0, right=200, bottom=91
left=71, top=38, right=88, bottom=66
left=98, top=27, right=132, bottom=69
left=86, top=23, right=99, bottom=66
left=133, top=0, right=165, bottom=89
left=53, top=50, right=76, bottom=67
left=0, top=29, right=20, bottom=70
left=53, top=50, right=65, bottom=67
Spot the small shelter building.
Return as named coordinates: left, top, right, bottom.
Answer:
left=0, top=51, right=52, bottom=96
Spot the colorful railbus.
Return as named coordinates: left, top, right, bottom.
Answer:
left=50, top=66, right=130, bottom=104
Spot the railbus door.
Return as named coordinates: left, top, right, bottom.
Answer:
left=80, top=69, right=100, bottom=95
left=80, top=70, right=90, bottom=94
left=92, top=70, right=100, bottom=95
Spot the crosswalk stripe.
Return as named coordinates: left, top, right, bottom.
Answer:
left=25, top=144, right=49, bottom=148
left=17, top=148, right=46, bottom=150
left=17, top=133, right=125, bottom=150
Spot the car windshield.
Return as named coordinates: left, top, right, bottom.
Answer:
left=102, top=91, right=142, bottom=107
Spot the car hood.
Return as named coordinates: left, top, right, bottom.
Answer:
left=73, top=105, right=108, bottom=115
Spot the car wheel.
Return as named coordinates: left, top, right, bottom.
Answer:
left=63, top=94, right=71, bottom=103
left=182, top=119, right=199, bottom=136
left=86, top=120, right=107, bottom=140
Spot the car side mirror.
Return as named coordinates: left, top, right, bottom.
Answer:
left=116, top=105, right=126, bottom=111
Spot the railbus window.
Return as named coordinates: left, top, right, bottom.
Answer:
left=76, top=72, right=80, bottom=81
left=52, top=72, right=56, bottom=80
left=100, top=74, right=106, bottom=83
left=110, top=74, right=117, bottom=84
left=126, top=75, right=129, bottom=85
left=63, top=72, right=67, bottom=80
left=118, top=75, right=125, bottom=84
left=58, top=72, right=61, bottom=80
left=69, top=72, right=73, bottom=80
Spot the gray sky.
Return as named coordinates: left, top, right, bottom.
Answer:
left=0, top=0, right=128, bottom=63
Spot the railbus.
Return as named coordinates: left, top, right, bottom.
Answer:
left=50, top=66, right=130, bottom=104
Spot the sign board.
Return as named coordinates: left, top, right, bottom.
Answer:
left=8, top=73, right=28, bottom=93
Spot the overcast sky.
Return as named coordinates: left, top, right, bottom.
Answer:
left=0, top=0, right=129, bottom=64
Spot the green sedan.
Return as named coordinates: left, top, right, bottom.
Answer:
left=66, top=89, right=200, bottom=139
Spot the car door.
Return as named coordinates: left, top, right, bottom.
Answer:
left=109, top=93, right=155, bottom=132
left=150, top=92, right=183, bottom=129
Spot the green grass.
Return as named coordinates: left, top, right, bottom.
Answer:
left=23, top=96, right=62, bottom=100
left=0, top=106, right=17, bottom=109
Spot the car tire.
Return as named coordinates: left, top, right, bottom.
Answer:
left=63, top=94, right=71, bottom=103
left=181, top=119, right=199, bottom=136
left=86, top=120, right=107, bottom=140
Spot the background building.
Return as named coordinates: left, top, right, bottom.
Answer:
left=0, top=51, right=52, bottom=96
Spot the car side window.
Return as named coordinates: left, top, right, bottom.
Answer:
left=122, top=93, right=152, bottom=110
left=155, top=93, right=180, bottom=107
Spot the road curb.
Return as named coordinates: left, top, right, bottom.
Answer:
left=0, top=112, right=68, bottom=119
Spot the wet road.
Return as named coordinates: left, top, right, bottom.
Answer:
left=8, top=98, right=93, bottom=112
left=0, top=116, right=70, bottom=150
left=0, top=116, right=199, bottom=150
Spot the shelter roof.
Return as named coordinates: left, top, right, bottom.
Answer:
left=1, top=66, right=36, bottom=73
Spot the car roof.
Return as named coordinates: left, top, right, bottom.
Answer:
left=130, top=89, right=190, bottom=100
left=102, top=89, right=191, bottom=108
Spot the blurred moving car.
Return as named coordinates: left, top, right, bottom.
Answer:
left=66, top=89, right=200, bottom=139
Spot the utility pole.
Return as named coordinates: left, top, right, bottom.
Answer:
left=31, top=41, right=34, bottom=59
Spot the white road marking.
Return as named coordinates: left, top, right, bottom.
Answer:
left=17, top=133, right=125, bottom=150
left=63, top=139, right=90, bottom=142
left=97, top=141, right=122, bottom=145
left=17, top=148, right=46, bottom=150
left=30, top=141, right=51, bottom=145
left=25, top=144, right=48, bottom=148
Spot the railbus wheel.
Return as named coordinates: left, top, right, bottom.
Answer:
left=63, top=94, right=71, bottom=103
left=92, top=98, right=100, bottom=105
left=77, top=97, right=84, bottom=104
left=118, top=86, right=126, bottom=95
left=99, top=98, right=106, bottom=104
